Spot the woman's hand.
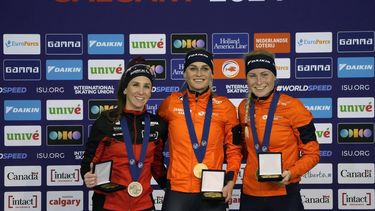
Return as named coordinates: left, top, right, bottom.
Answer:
left=280, top=170, right=292, bottom=185
left=222, top=180, right=235, bottom=203
left=84, top=163, right=97, bottom=188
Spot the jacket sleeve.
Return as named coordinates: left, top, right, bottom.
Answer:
left=80, top=114, right=108, bottom=179
left=288, top=99, right=320, bottom=180
left=151, top=117, right=168, bottom=189
left=223, top=100, right=243, bottom=183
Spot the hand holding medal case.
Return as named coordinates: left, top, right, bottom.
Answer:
left=200, top=170, right=225, bottom=201
left=93, top=160, right=126, bottom=193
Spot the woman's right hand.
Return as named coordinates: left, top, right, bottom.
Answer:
left=84, top=163, right=97, bottom=188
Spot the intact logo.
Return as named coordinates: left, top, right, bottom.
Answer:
left=300, top=189, right=333, bottom=210
left=213, top=59, right=245, bottom=79
left=212, top=33, right=249, bottom=54
left=145, top=59, right=167, bottom=80
left=337, top=97, right=374, bottom=118
left=46, top=60, right=83, bottom=80
left=337, top=123, right=374, bottom=144
left=338, top=189, right=374, bottom=210
left=170, top=59, right=185, bottom=80
left=301, top=163, right=333, bottom=184
left=295, top=32, right=332, bottom=53
left=295, top=57, right=333, bottom=79
left=47, top=191, right=83, bottom=210
left=299, top=98, right=332, bottom=119
left=88, top=34, right=124, bottom=55
left=45, top=34, right=83, bottom=55
left=88, top=99, right=117, bottom=120
left=254, top=32, right=290, bottom=53
left=5, top=191, right=41, bottom=210
left=3, top=59, right=41, bottom=81
left=337, top=31, right=375, bottom=52
left=129, top=34, right=166, bottom=54
left=47, top=165, right=83, bottom=186
left=337, top=57, right=374, bottom=78
left=4, top=100, right=41, bottom=121
left=3, top=34, right=41, bottom=55
left=88, top=59, right=124, bottom=80
left=171, top=33, right=207, bottom=54
left=4, top=125, right=42, bottom=146
left=275, top=58, right=290, bottom=79
left=314, top=123, right=332, bottom=144
left=46, top=100, right=83, bottom=120
left=47, top=125, right=83, bottom=146
left=4, top=166, right=42, bottom=187
left=338, top=163, right=374, bottom=184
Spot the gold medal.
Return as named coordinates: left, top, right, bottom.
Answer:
left=127, top=181, right=143, bottom=197
left=193, top=163, right=208, bottom=178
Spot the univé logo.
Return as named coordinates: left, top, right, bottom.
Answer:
left=47, top=125, right=83, bottom=146
left=337, top=97, right=374, bottom=118
left=171, top=33, right=207, bottom=54
left=338, top=123, right=374, bottom=144
left=88, top=99, right=117, bottom=120
left=129, top=34, right=166, bottom=55
left=46, top=100, right=83, bottom=120
left=88, top=59, right=124, bottom=80
left=4, top=125, right=42, bottom=146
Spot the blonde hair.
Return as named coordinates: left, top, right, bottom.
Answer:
left=244, top=90, right=252, bottom=140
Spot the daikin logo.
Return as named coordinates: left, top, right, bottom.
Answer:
left=46, top=60, right=83, bottom=80
left=338, top=57, right=374, bottom=78
left=338, top=97, right=374, bottom=118
left=88, top=34, right=124, bottom=55
left=4, top=100, right=41, bottom=121
left=299, top=98, right=332, bottom=118
left=337, top=31, right=375, bottom=52
left=46, top=100, right=83, bottom=120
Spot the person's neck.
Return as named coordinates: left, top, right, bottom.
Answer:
left=252, top=89, right=274, bottom=101
left=187, top=86, right=209, bottom=96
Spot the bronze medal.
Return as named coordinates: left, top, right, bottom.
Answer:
left=127, top=181, right=143, bottom=197
left=193, top=163, right=208, bottom=178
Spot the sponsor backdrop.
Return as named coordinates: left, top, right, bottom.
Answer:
left=1, top=0, right=374, bottom=210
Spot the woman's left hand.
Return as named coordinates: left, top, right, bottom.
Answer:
left=280, top=170, right=292, bottom=185
left=222, top=180, right=235, bottom=203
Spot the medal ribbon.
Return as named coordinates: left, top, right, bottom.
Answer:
left=120, top=113, right=150, bottom=181
left=250, top=92, right=280, bottom=153
left=183, top=94, right=212, bottom=163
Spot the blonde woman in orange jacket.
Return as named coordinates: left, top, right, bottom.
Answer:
left=238, top=50, right=320, bottom=211
left=158, top=49, right=242, bottom=211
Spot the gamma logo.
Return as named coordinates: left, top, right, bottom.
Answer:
left=88, top=99, right=117, bottom=120
left=47, top=125, right=83, bottom=146
left=3, top=59, right=41, bottom=81
left=145, top=59, right=167, bottom=80
left=337, top=31, right=375, bottom=52
left=337, top=123, right=374, bottom=144
left=45, top=34, right=83, bottom=55
left=295, top=57, right=333, bottom=79
left=171, top=33, right=207, bottom=54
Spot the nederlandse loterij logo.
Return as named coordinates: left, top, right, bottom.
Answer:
left=129, top=34, right=166, bottom=54
left=212, top=33, right=249, bottom=54
left=88, top=59, right=124, bottom=80
left=295, top=57, right=333, bottom=79
left=88, top=34, right=124, bottom=55
left=46, top=100, right=83, bottom=120
left=337, top=31, right=375, bottom=52
left=337, top=57, right=374, bottom=78
left=4, top=125, right=42, bottom=146
left=4, top=100, right=41, bottom=121
left=45, top=34, right=83, bottom=55
left=46, top=60, right=83, bottom=80
left=337, top=97, right=374, bottom=118
left=3, top=59, right=41, bottom=81
left=253, top=32, right=290, bottom=53
left=3, top=34, right=40, bottom=55
left=295, top=32, right=332, bottom=53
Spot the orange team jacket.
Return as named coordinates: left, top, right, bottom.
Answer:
left=158, top=89, right=242, bottom=193
left=238, top=92, right=320, bottom=197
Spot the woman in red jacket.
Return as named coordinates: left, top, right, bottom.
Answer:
left=238, top=50, right=320, bottom=211
left=158, top=49, right=242, bottom=211
left=81, top=57, right=167, bottom=211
